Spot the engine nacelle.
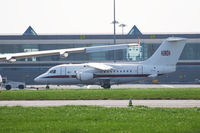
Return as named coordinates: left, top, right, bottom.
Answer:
left=76, top=72, right=94, bottom=81
left=60, top=52, right=68, bottom=58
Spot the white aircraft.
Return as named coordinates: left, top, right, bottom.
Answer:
left=34, top=37, right=187, bottom=88
left=0, top=43, right=137, bottom=84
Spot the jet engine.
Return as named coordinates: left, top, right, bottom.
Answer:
left=76, top=72, right=94, bottom=81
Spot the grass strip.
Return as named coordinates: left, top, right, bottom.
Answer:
left=0, top=106, right=200, bottom=133
left=0, top=88, right=200, bottom=100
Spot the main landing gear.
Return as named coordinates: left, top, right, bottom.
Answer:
left=102, top=84, right=111, bottom=89
left=101, top=80, right=111, bottom=89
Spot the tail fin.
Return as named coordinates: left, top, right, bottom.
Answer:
left=143, top=37, right=187, bottom=66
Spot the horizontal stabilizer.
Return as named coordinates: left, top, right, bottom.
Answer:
left=166, top=37, right=187, bottom=42
left=148, top=74, right=158, bottom=78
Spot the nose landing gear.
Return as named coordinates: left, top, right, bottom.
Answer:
left=46, top=85, right=50, bottom=89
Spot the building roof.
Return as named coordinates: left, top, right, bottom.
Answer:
left=128, top=25, right=142, bottom=35
left=23, top=26, right=37, bottom=36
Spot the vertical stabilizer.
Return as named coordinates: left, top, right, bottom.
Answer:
left=143, top=37, right=187, bottom=66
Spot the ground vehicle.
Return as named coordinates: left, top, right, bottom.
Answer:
left=2, top=77, right=26, bottom=90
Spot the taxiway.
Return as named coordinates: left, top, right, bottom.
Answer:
left=0, top=100, right=200, bottom=108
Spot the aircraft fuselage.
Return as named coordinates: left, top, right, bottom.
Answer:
left=35, top=63, right=175, bottom=86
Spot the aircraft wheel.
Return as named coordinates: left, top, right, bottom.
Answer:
left=102, top=84, right=111, bottom=89
left=5, top=85, right=12, bottom=90
left=18, top=85, right=25, bottom=89
left=46, top=85, right=50, bottom=89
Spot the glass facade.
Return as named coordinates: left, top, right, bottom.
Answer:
left=180, top=43, right=200, bottom=60
left=0, top=32, right=199, bottom=62
left=0, top=41, right=200, bottom=62
left=142, top=43, right=200, bottom=61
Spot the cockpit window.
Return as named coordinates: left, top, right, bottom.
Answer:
left=49, top=70, right=56, bottom=74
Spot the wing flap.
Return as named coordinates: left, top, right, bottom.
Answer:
left=85, top=43, right=138, bottom=53
left=87, top=63, right=113, bottom=71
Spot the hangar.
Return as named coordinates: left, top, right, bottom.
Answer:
left=0, top=26, right=200, bottom=84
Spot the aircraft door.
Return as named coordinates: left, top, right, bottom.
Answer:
left=137, top=65, right=143, bottom=74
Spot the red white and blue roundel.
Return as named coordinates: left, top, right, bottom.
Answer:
left=161, top=50, right=171, bottom=56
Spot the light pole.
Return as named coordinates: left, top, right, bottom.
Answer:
left=119, top=24, right=126, bottom=35
left=111, top=0, right=119, bottom=61
left=112, top=0, right=118, bottom=44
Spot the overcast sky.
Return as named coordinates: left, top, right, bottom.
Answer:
left=0, top=0, right=200, bottom=34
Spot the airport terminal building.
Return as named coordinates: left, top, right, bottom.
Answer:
left=0, top=26, right=200, bottom=85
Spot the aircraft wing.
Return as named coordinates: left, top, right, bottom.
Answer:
left=87, top=63, right=113, bottom=71
left=0, top=43, right=137, bottom=62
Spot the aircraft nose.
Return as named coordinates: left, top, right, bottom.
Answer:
left=34, top=74, right=48, bottom=84
left=34, top=77, right=40, bottom=83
